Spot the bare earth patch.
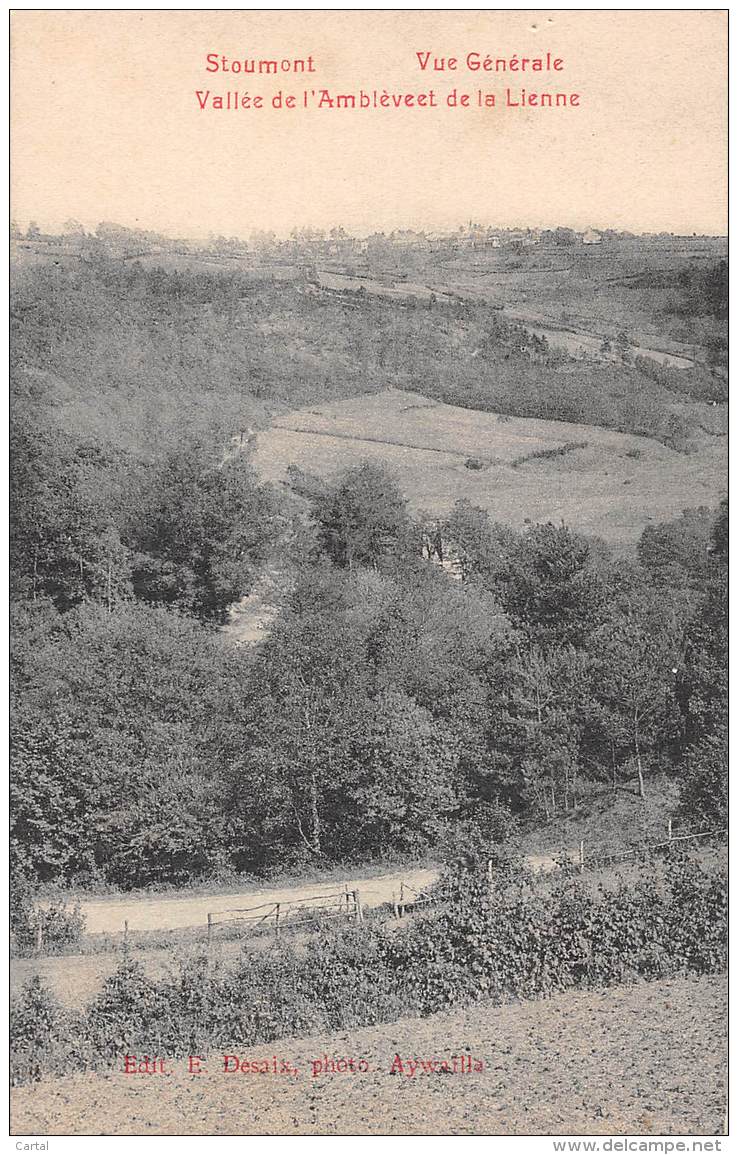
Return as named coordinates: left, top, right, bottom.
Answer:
left=11, top=976, right=725, bottom=1136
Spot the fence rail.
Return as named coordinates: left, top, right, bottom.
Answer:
left=26, top=828, right=722, bottom=952
left=393, top=881, right=435, bottom=920
left=206, top=887, right=363, bottom=943
left=577, top=826, right=721, bottom=872
left=392, top=825, right=723, bottom=919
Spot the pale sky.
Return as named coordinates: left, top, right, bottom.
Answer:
left=11, top=10, right=728, bottom=238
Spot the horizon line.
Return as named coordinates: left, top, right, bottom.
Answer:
left=11, top=218, right=729, bottom=242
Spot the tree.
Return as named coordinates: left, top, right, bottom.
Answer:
left=710, top=497, right=728, bottom=562
left=486, top=643, right=590, bottom=816
left=676, top=503, right=728, bottom=746
left=614, top=331, right=630, bottom=356
left=225, top=563, right=478, bottom=867
left=10, top=708, right=99, bottom=881
left=497, top=523, right=606, bottom=647
left=587, top=617, right=680, bottom=797
left=313, top=460, right=410, bottom=570
left=10, top=599, right=244, bottom=885
left=638, top=506, right=714, bottom=588
left=127, top=445, right=283, bottom=621
left=552, top=227, right=576, bottom=246
left=676, top=735, right=727, bottom=831
left=440, top=500, right=516, bottom=585
left=226, top=591, right=372, bottom=865
left=10, top=408, right=134, bottom=611
left=338, top=689, right=459, bottom=857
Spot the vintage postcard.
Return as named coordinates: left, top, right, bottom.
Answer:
left=9, top=8, right=727, bottom=1141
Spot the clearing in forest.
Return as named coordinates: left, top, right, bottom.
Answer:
left=252, top=389, right=725, bottom=547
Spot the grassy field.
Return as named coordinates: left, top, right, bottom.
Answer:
left=10, top=975, right=726, bottom=1135
left=252, top=388, right=726, bottom=547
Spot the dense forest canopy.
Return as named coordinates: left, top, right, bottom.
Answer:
left=10, top=256, right=728, bottom=890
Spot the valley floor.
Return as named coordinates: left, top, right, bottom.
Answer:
left=11, top=975, right=726, bottom=1136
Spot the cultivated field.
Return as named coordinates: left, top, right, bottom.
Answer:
left=252, top=388, right=726, bottom=547
left=10, top=975, right=726, bottom=1135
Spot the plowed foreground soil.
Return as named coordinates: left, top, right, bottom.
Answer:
left=11, top=975, right=726, bottom=1136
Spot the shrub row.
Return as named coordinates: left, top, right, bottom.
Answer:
left=10, top=858, right=726, bottom=1084
left=510, top=441, right=588, bottom=468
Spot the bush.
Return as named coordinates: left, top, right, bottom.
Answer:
left=439, top=802, right=522, bottom=878
left=395, top=856, right=726, bottom=1012
left=10, top=978, right=71, bottom=1084
left=10, top=876, right=85, bottom=954
left=676, top=734, right=728, bottom=830
left=82, top=956, right=175, bottom=1055
left=510, top=441, right=588, bottom=468
left=9, top=872, right=37, bottom=945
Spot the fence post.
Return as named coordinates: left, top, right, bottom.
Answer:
left=579, top=840, right=585, bottom=874
left=123, top=919, right=129, bottom=947
left=275, top=903, right=281, bottom=940
left=399, top=882, right=404, bottom=920
left=35, top=922, right=43, bottom=954
left=392, top=891, right=399, bottom=921
left=207, top=912, right=213, bottom=946
left=354, top=890, right=364, bottom=923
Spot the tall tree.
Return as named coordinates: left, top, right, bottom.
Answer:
left=637, top=506, right=714, bottom=588
left=497, top=523, right=606, bottom=647
left=674, top=501, right=727, bottom=827
left=127, top=445, right=283, bottom=621
left=313, top=460, right=410, bottom=570
left=587, top=617, right=681, bottom=797
left=440, top=499, right=516, bottom=585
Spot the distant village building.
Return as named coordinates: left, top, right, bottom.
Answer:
left=470, top=229, right=503, bottom=250
left=390, top=230, right=431, bottom=253
left=582, top=229, right=602, bottom=245
left=505, top=230, right=541, bottom=248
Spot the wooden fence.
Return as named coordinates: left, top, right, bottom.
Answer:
left=575, top=824, right=721, bottom=872
left=392, top=881, right=435, bottom=920
left=25, top=828, right=722, bottom=952
left=392, top=825, right=723, bottom=919
left=207, top=886, right=363, bottom=944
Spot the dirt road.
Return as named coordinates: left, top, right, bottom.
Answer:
left=68, top=857, right=565, bottom=936
left=68, top=867, right=441, bottom=936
